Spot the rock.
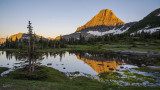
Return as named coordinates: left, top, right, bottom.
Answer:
left=141, top=64, right=146, bottom=67
left=47, top=63, right=52, bottom=65
left=154, top=72, right=160, bottom=74
left=14, top=63, right=20, bottom=64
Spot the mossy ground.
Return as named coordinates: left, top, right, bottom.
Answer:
left=99, top=72, right=122, bottom=81
left=99, top=70, right=157, bottom=84
left=122, top=70, right=157, bottom=83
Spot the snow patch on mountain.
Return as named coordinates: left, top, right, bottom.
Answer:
left=157, top=13, right=160, bottom=16
left=87, top=27, right=130, bottom=36
left=76, top=32, right=81, bottom=33
left=87, top=30, right=115, bottom=36
left=114, top=27, right=130, bottom=34
left=131, top=27, right=160, bottom=35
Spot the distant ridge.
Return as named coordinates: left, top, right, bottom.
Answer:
left=8, top=33, right=60, bottom=41
left=9, top=33, right=23, bottom=41
left=0, top=38, right=6, bottom=44
left=8, top=33, right=46, bottom=41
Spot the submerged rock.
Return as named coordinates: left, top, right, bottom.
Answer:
left=109, top=68, right=114, bottom=70
left=120, top=66, right=124, bottom=68
left=98, top=64, right=104, bottom=65
left=47, top=63, right=52, bottom=65
left=116, top=69, right=120, bottom=71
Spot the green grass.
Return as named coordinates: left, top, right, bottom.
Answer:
left=103, top=44, right=160, bottom=52
left=2, top=43, right=160, bottom=53
left=7, top=65, right=69, bottom=82
left=0, top=77, right=105, bottom=90
left=1, top=78, right=160, bottom=90
left=36, top=44, right=160, bottom=53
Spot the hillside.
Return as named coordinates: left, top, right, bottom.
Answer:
left=127, top=8, right=160, bottom=33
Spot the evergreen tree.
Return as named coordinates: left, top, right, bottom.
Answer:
left=27, top=21, right=35, bottom=72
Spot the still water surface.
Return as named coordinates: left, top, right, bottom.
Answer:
left=0, top=51, right=137, bottom=75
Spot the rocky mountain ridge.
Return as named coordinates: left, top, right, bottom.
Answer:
left=77, top=9, right=125, bottom=31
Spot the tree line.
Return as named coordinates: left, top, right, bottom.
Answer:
left=0, top=29, right=160, bottom=49
left=63, top=30, right=160, bottom=45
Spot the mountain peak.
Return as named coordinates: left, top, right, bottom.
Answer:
left=76, top=9, right=125, bottom=31
left=100, top=9, right=112, bottom=11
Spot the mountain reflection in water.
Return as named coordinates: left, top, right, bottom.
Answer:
left=76, top=55, right=125, bottom=73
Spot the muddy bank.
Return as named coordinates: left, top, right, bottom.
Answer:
left=112, top=50, right=160, bottom=56
left=147, top=66, right=160, bottom=70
